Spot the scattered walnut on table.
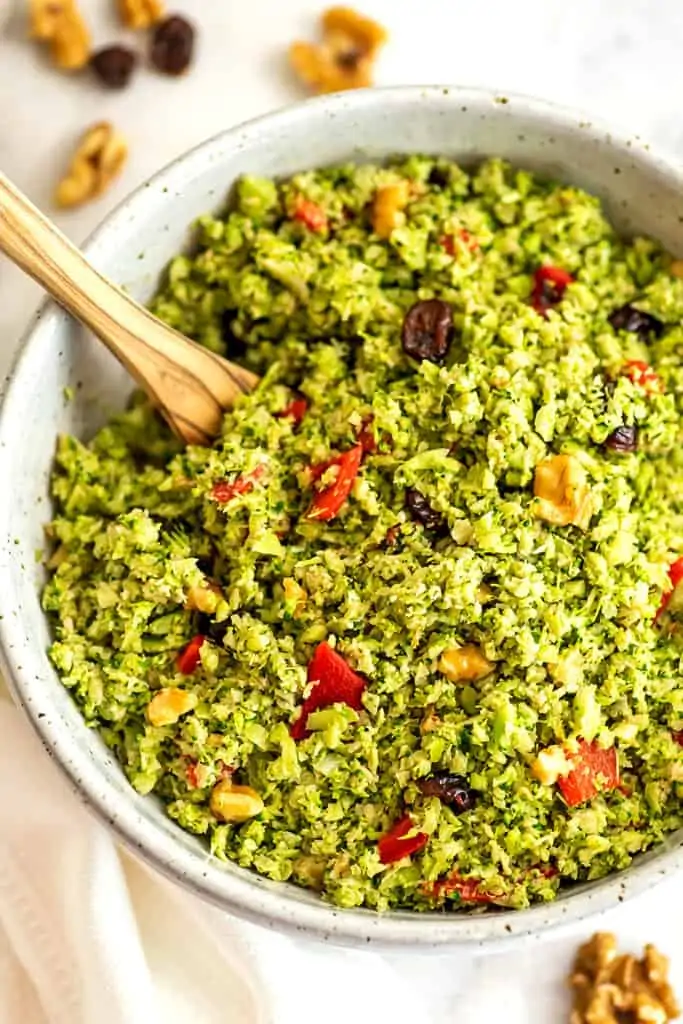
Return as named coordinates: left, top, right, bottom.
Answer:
left=29, top=0, right=91, bottom=70
left=569, top=932, right=680, bottom=1024
left=289, top=6, right=387, bottom=94
left=55, top=122, right=128, bottom=208
left=117, top=0, right=164, bottom=30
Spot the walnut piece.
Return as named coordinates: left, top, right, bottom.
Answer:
left=185, top=582, right=221, bottom=614
left=210, top=781, right=264, bottom=823
left=420, top=705, right=441, bottom=734
left=438, top=644, right=494, bottom=683
left=30, top=0, right=91, bottom=70
left=289, top=5, right=387, bottom=94
left=534, top=453, right=593, bottom=529
left=55, top=122, right=128, bottom=208
left=118, top=0, right=164, bottom=29
left=282, top=577, right=307, bottom=618
left=569, top=932, right=680, bottom=1024
left=147, top=687, right=197, bottom=727
left=372, top=181, right=410, bottom=239
left=531, top=744, right=574, bottom=786
left=293, top=855, right=327, bottom=890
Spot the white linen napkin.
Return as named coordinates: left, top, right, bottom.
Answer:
left=0, top=679, right=681, bottom=1024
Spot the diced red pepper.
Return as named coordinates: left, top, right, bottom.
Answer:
left=290, top=641, right=366, bottom=740
left=655, top=556, right=683, bottom=619
left=531, top=265, right=574, bottom=316
left=293, top=196, right=328, bottom=233
left=425, top=872, right=497, bottom=903
left=385, top=524, right=400, bottom=547
left=672, top=730, right=683, bottom=747
left=277, top=398, right=308, bottom=426
left=556, top=739, right=619, bottom=807
left=186, top=759, right=232, bottom=788
left=176, top=634, right=205, bottom=675
left=622, top=359, right=663, bottom=394
left=186, top=760, right=200, bottom=788
left=378, top=815, right=429, bottom=865
left=211, top=464, right=267, bottom=505
left=426, top=863, right=557, bottom=903
left=306, top=444, right=363, bottom=522
left=440, top=229, right=479, bottom=256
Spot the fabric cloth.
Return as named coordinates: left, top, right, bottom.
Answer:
left=0, top=681, right=681, bottom=1024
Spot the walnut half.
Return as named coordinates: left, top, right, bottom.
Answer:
left=534, top=453, right=593, bottom=529
left=118, top=0, right=165, bottom=30
left=30, top=0, right=91, bottom=70
left=55, top=123, right=128, bottom=208
left=289, top=6, right=388, bottom=94
left=570, top=932, right=680, bottom=1024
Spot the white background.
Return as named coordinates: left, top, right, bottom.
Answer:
left=0, top=1, right=682, bottom=1021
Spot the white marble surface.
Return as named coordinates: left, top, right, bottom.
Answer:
left=1, top=0, right=682, bottom=1018
left=3, top=0, right=683, bottom=355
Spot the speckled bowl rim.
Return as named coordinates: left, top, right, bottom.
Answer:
left=2, top=85, right=682, bottom=953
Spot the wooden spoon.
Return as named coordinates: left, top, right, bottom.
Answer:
left=0, top=173, right=259, bottom=445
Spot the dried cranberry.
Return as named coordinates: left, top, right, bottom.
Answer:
left=608, top=304, right=663, bottom=340
left=428, top=166, right=450, bottom=188
left=605, top=424, right=638, bottom=453
left=151, top=15, right=195, bottom=76
left=418, top=773, right=475, bottom=814
left=401, top=299, right=453, bottom=363
left=405, top=488, right=447, bottom=533
left=91, top=45, right=137, bottom=89
left=197, top=614, right=228, bottom=645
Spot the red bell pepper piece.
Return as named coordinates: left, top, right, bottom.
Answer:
left=176, top=634, right=205, bottom=675
left=306, top=444, right=363, bottom=522
left=378, top=815, right=429, bottom=865
left=655, top=556, right=683, bottom=619
left=185, top=760, right=200, bottom=788
left=440, top=229, right=479, bottom=256
left=425, top=872, right=497, bottom=903
left=293, top=196, right=328, bottom=233
left=556, top=739, right=619, bottom=807
left=622, top=360, right=663, bottom=394
left=277, top=398, right=308, bottom=425
left=211, top=464, right=267, bottom=505
left=290, top=641, right=366, bottom=740
left=385, top=524, right=400, bottom=547
left=530, top=265, right=574, bottom=316
left=672, top=730, right=683, bottom=747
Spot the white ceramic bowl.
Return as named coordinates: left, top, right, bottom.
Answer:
left=1, top=86, right=682, bottom=953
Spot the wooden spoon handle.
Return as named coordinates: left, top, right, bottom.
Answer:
left=0, top=173, right=258, bottom=444
left=0, top=171, right=158, bottom=357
